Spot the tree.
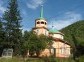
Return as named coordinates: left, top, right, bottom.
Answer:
left=71, top=34, right=84, bottom=62
left=3, top=0, right=22, bottom=55
left=23, top=31, right=52, bottom=57
left=61, top=20, right=84, bottom=45
left=20, top=31, right=32, bottom=57
left=35, top=34, right=52, bottom=57
left=0, top=17, right=5, bottom=56
left=0, top=17, right=3, bottom=44
left=71, top=34, right=78, bottom=60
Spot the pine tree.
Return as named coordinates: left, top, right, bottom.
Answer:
left=3, top=0, right=22, bottom=55
left=0, top=17, right=5, bottom=46
left=0, top=17, right=5, bottom=56
left=0, top=17, right=3, bottom=42
left=71, top=34, right=77, bottom=60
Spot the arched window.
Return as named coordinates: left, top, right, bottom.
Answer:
left=37, top=22, right=40, bottom=24
left=41, top=21, right=44, bottom=24
left=45, top=22, right=47, bottom=25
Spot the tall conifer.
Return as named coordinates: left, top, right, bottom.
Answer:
left=0, top=17, right=3, bottom=42
left=0, top=17, right=5, bottom=56
left=3, top=0, right=22, bottom=55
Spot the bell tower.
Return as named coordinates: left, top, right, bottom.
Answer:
left=33, top=5, right=48, bottom=36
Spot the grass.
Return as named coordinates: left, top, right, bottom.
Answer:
left=26, top=58, right=44, bottom=62
left=0, top=57, right=74, bottom=62
left=0, top=57, right=24, bottom=62
left=0, top=56, right=83, bottom=62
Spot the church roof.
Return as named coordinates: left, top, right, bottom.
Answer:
left=53, top=38, right=71, bottom=46
left=36, top=18, right=45, bottom=20
left=49, top=29, right=64, bottom=35
left=49, top=29, right=60, bottom=33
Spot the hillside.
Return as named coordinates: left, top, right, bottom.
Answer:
left=61, top=20, right=84, bottom=46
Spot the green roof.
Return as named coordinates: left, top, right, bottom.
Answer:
left=39, top=17, right=45, bottom=20
left=49, top=29, right=60, bottom=33
left=36, top=18, right=46, bottom=20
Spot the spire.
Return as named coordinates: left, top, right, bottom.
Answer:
left=40, top=5, right=43, bottom=19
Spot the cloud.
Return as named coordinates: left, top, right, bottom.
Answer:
left=0, top=1, right=6, bottom=15
left=27, top=0, right=46, bottom=9
left=0, top=5, right=6, bottom=13
left=48, top=12, right=82, bottom=30
left=21, top=9, right=27, bottom=17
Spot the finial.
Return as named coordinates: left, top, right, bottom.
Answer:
left=40, top=5, right=43, bottom=19
left=52, top=22, right=54, bottom=29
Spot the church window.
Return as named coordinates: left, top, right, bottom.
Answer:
left=37, top=22, right=40, bottom=24
left=41, top=21, right=44, bottom=24
left=61, top=47, right=66, bottom=54
left=45, top=22, right=47, bottom=25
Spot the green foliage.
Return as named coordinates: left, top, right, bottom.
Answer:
left=61, top=20, right=84, bottom=58
left=0, top=57, right=24, bottom=62
left=71, top=34, right=78, bottom=60
left=2, top=57, right=84, bottom=62
left=42, top=55, right=57, bottom=62
left=26, top=58, right=44, bottom=62
left=2, top=0, right=22, bottom=55
left=0, top=18, right=4, bottom=43
left=61, top=20, right=84, bottom=45
left=22, top=31, right=52, bottom=57
left=0, top=18, right=6, bottom=56
left=78, top=56, right=84, bottom=62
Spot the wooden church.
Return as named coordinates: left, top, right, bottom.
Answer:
left=32, top=6, right=71, bottom=58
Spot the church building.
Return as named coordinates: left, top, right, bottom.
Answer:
left=32, top=6, right=71, bottom=58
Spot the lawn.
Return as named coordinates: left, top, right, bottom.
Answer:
left=0, top=57, right=24, bottom=62
left=0, top=57, right=74, bottom=62
left=0, top=56, right=84, bottom=62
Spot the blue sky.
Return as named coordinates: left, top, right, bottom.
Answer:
left=0, top=0, right=84, bottom=31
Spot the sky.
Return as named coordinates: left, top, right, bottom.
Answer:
left=0, top=0, right=84, bottom=31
